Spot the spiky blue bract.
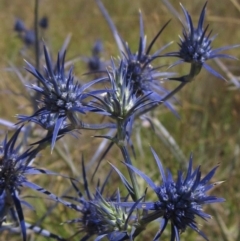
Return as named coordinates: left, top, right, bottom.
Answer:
left=121, top=13, right=173, bottom=96
left=125, top=147, right=224, bottom=241
left=119, top=12, right=177, bottom=114
left=62, top=161, right=142, bottom=241
left=14, top=18, right=25, bottom=32
left=166, top=2, right=239, bottom=81
left=0, top=127, right=72, bottom=241
left=95, top=0, right=178, bottom=114
left=18, top=45, right=107, bottom=150
left=39, top=16, right=48, bottom=29
left=88, top=60, right=158, bottom=143
left=24, top=30, right=35, bottom=46
left=87, top=40, right=105, bottom=73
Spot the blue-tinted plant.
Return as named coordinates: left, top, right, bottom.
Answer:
left=82, top=40, right=106, bottom=73
left=0, top=127, right=73, bottom=241
left=89, top=60, right=157, bottom=144
left=24, top=30, right=36, bottom=46
left=166, top=2, right=239, bottom=81
left=1, top=1, right=236, bottom=240
left=0, top=219, right=66, bottom=241
left=96, top=0, right=177, bottom=113
left=62, top=160, right=143, bottom=241
left=14, top=18, right=25, bottom=33
left=121, top=15, right=172, bottom=94
left=145, top=1, right=240, bottom=112
left=124, top=147, right=224, bottom=241
left=88, top=59, right=161, bottom=200
left=39, top=16, right=48, bottom=29
left=18, top=46, right=110, bottom=150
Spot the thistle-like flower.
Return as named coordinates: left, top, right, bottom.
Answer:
left=121, top=14, right=179, bottom=115
left=87, top=40, right=105, bottom=73
left=166, top=2, right=239, bottom=80
left=14, top=18, right=25, bottom=33
left=24, top=30, right=36, bottom=46
left=0, top=127, right=72, bottom=241
left=63, top=161, right=142, bottom=241
left=39, top=16, right=48, bottom=29
left=125, top=147, right=224, bottom=241
left=96, top=0, right=176, bottom=112
left=18, top=45, right=106, bottom=150
left=121, top=13, right=173, bottom=96
left=88, top=60, right=157, bottom=143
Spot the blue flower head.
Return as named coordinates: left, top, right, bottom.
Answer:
left=0, top=127, right=72, bottom=241
left=14, top=18, right=25, bottom=32
left=39, top=16, right=48, bottom=29
left=95, top=0, right=177, bottom=113
left=63, top=161, right=141, bottom=241
left=24, top=30, right=36, bottom=46
left=18, top=45, right=104, bottom=150
left=166, top=2, right=239, bottom=80
left=121, top=13, right=173, bottom=96
left=81, top=40, right=105, bottom=73
left=121, top=14, right=179, bottom=114
left=88, top=60, right=157, bottom=143
left=88, top=40, right=105, bottom=72
left=126, top=148, right=224, bottom=241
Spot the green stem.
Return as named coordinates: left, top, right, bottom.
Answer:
left=162, top=63, right=202, bottom=101
left=120, top=145, right=140, bottom=201
left=115, top=119, right=140, bottom=200
left=68, top=113, right=116, bottom=130
left=137, top=63, right=202, bottom=116
left=136, top=81, right=187, bottom=116
left=80, top=122, right=116, bottom=130
left=32, top=0, right=42, bottom=112
left=34, top=0, right=40, bottom=71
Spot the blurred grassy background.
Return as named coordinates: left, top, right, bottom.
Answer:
left=1, top=0, right=240, bottom=240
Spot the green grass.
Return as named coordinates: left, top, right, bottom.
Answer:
left=1, top=0, right=240, bottom=240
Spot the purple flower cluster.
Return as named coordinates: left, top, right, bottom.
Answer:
left=0, top=1, right=236, bottom=241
